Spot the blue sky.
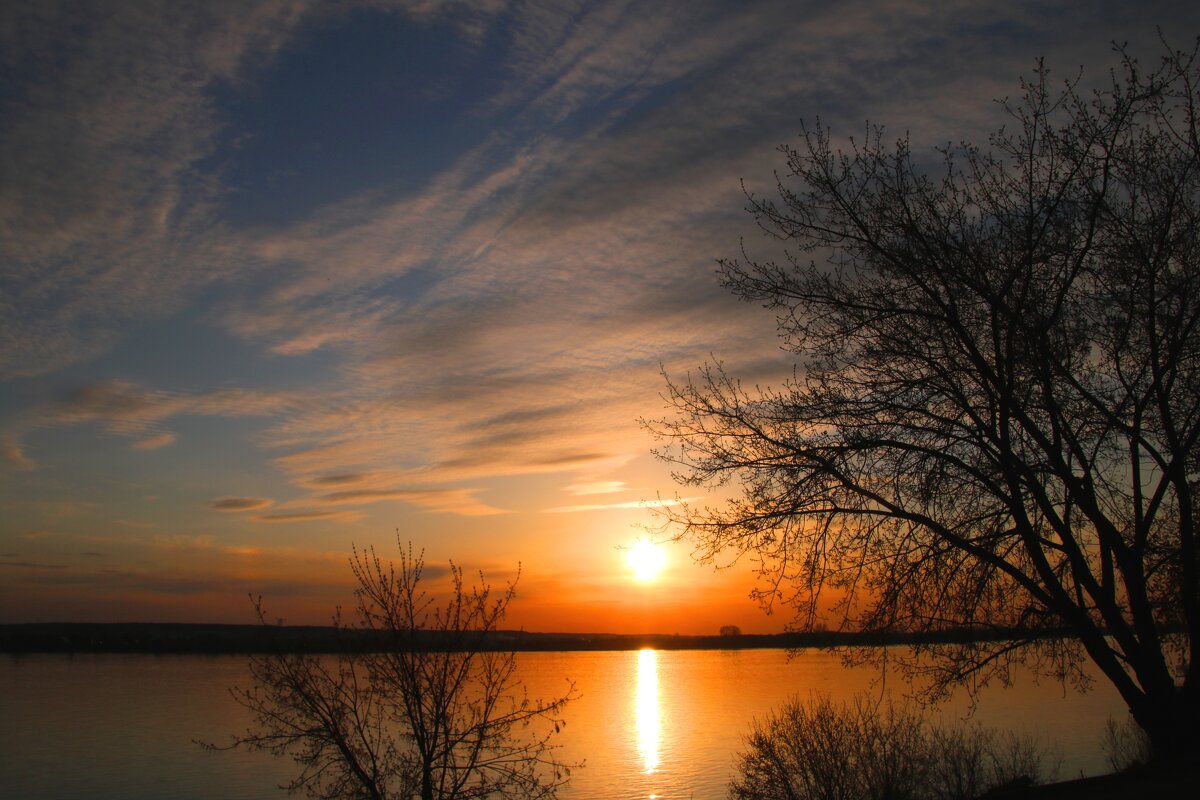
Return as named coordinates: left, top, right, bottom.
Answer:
left=2, top=0, right=1197, bottom=631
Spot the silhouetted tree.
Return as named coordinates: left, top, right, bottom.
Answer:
left=209, top=540, right=576, bottom=800
left=653, top=40, right=1200, bottom=759
left=720, top=624, right=743, bottom=637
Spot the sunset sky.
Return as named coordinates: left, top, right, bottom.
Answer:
left=3, top=1, right=1196, bottom=633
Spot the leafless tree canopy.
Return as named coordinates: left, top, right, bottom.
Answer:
left=209, top=541, right=576, bottom=800
left=652, top=40, right=1200, bottom=758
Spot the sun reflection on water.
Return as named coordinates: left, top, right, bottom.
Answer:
left=635, top=648, right=660, bottom=776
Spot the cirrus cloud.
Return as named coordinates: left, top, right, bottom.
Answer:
left=209, top=496, right=275, bottom=512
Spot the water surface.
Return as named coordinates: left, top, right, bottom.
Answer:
left=1, top=649, right=1127, bottom=799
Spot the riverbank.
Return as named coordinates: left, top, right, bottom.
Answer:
left=0, top=621, right=1069, bottom=654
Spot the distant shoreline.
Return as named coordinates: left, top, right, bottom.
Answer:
left=0, top=622, right=1064, bottom=655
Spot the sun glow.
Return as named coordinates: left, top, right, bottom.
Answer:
left=626, top=539, right=667, bottom=581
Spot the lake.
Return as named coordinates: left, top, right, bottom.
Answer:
left=1, top=648, right=1128, bottom=799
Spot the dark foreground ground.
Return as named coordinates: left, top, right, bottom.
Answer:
left=1024, top=761, right=1194, bottom=798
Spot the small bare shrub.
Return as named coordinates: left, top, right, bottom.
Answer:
left=854, top=700, right=931, bottom=799
left=729, top=694, right=1055, bottom=800
left=987, top=729, right=1057, bottom=789
left=926, top=725, right=995, bottom=800
left=1102, top=715, right=1153, bottom=772
left=730, top=694, right=863, bottom=800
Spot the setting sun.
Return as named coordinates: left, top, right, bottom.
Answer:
left=626, top=540, right=667, bottom=582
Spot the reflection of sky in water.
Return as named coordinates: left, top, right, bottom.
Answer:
left=636, top=648, right=660, bottom=779
left=0, top=651, right=1130, bottom=799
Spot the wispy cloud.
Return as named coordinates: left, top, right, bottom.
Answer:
left=113, top=519, right=154, bottom=530
left=564, top=480, right=628, bottom=496
left=149, top=533, right=216, bottom=551
left=132, top=432, right=177, bottom=451
left=308, top=487, right=508, bottom=516
left=224, top=1, right=1196, bottom=514
left=0, top=1, right=315, bottom=379
left=1, top=435, right=34, bottom=470
left=543, top=497, right=694, bottom=514
left=20, top=380, right=300, bottom=445
left=209, top=496, right=275, bottom=512
left=0, top=560, right=67, bottom=570
left=252, top=510, right=364, bottom=524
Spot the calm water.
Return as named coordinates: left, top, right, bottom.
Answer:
left=1, top=649, right=1127, bottom=799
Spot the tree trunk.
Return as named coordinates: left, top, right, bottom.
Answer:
left=1130, top=690, right=1200, bottom=763
left=421, top=762, right=434, bottom=800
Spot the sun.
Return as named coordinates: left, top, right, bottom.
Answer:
left=626, top=539, right=667, bottom=582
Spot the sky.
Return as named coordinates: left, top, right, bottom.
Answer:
left=3, top=1, right=1198, bottom=633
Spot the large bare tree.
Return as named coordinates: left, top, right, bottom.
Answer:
left=210, top=541, right=576, bottom=800
left=652, top=41, right=1200, bottom=759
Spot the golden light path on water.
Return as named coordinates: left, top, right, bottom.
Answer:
left=635, top=648, right=660, bottom=784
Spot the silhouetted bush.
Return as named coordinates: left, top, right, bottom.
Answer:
left=1102, top=715, right=1154, bottom=773
left=729, top=694, right=1056, bottom=800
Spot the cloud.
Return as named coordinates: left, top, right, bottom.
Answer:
left=252, top=510, right=364, bottom=524
left=308, top=473, right=371, bottom=487
left=132, top=432, right=177, bottom=450
left=189, top=8, right=818, bottom=500
left=312, top=487, right=508, bottom=516
left=35, top=380, right=298, bottom=438
left=149, top=533, right=216, bottom=551
left=1, top=435, right=34, bottom=470
left=5, top=558, right=351, bottom=600
left=564, top=480, right=628, bottom=496
left=226, top=0, right=1200, bottom=513
left=0, top=1, right=316, bottom=379
left=209, top=496, right=275, bottom=512
left=543, top=497, right=696, bottom=514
